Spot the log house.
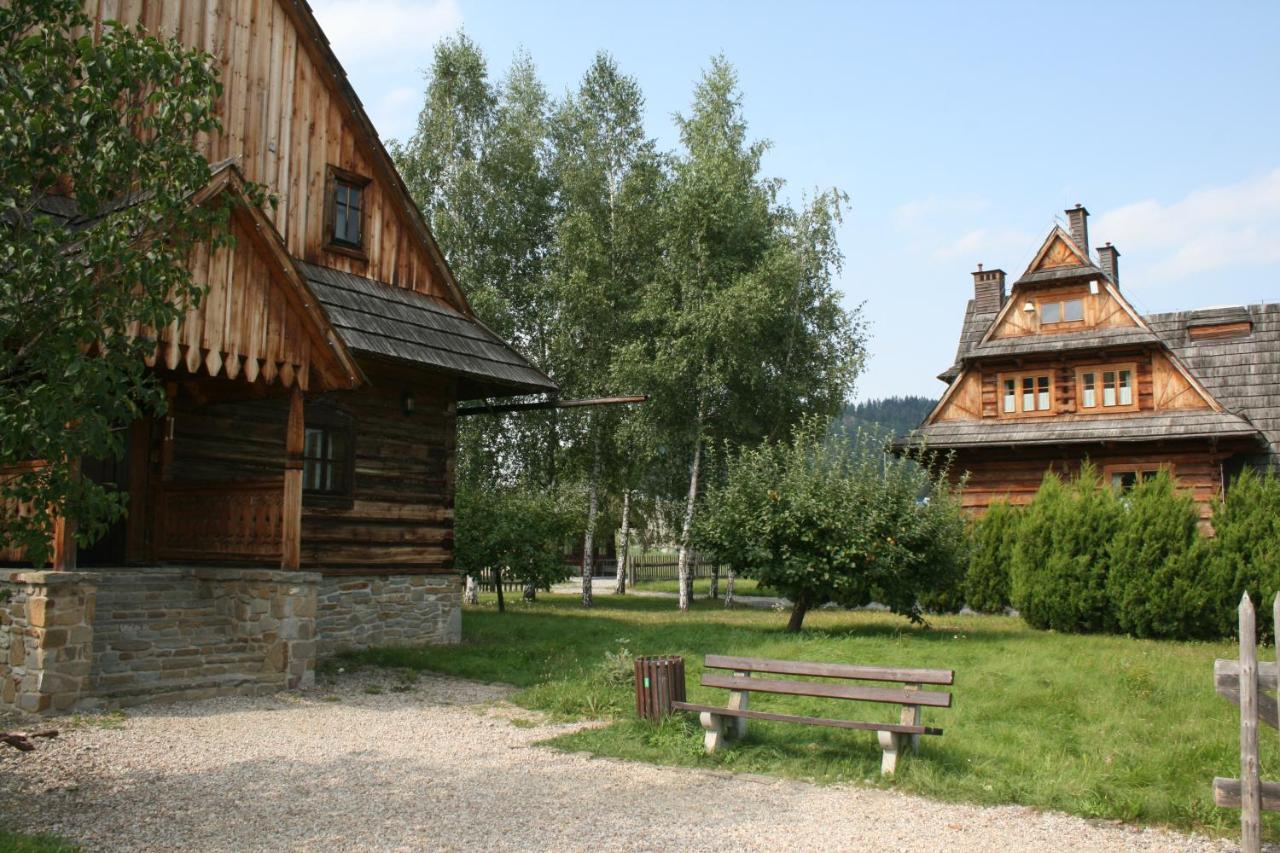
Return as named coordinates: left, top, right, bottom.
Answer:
left=898, top=205, right=1279, bottom=521
left=3, top=1, right=557, bottom=656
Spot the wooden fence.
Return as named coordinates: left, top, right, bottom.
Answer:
left=1213, top=592, right=1280, bottom=853
left=627, top=552, right=725, bottom=585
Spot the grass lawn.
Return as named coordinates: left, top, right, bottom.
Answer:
left=336, top=592, right=1273, bottom=839
left=0, top=830, right=79, bottom=853
left=629, top=577, right=772, bottom=596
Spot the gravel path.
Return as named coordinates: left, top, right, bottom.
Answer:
left=0, top=671, right=1244, bottom=852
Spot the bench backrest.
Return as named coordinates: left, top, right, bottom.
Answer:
left=702, top=654, right=953, bottom=708
left=705, top=655, right=953, bottom=685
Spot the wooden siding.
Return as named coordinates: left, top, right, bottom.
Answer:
left=87, top=0, right=451, bottom=303
left=951, top=446, right=1227, bottom=520
left=162, top=365, right=456, bottom=574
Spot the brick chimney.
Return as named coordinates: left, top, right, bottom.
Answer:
left=972, top=264, right=1007, bottom=313
left=1097, top=242, right=1120, bottom=285
left=1065, top=204, right=1089, bottom=257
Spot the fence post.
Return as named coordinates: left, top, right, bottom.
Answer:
left=1240, top=593, right=1261, bottom=853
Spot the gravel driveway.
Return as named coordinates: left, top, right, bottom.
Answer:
left=0, top=671, right=1243, bottom=852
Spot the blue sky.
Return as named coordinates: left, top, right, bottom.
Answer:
left=312, top=0, right=1280, bottom=402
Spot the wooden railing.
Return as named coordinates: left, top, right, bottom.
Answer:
left=155, top=479, right=284, bottom=563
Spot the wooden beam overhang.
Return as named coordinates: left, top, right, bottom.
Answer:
left=457, top=395, right=648, bottom=418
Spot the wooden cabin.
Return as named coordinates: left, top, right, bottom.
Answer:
left=899, top=205, right=1279, bottom=520
left=3, top=0, right=555, bottom=673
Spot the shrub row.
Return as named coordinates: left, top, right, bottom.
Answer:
left=957, top=465, right=1280, bottom=640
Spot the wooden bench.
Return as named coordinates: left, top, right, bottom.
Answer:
left=672, top=654, right=953, bottom=775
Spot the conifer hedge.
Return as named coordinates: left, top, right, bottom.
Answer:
left=963, top=500, right=1021, bottom=614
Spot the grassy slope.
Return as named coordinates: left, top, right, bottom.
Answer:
left=0, top=831, right=79, bottom=853
left=338, top=593, right=1274, bottom=838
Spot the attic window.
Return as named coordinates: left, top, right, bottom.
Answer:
left=325, top=165, right=371, bottom=259
left=1040, top=295, right=1085, bottom=326
left=998, top=371, right=1053, bottom=417
left=1076, top=364, right=1138, bottom=413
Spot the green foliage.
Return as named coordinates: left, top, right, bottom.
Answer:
left=453, top=480, right=577, bottom=597
left=695, top=419, right=967, bottom=630
left=1, top=0, right=235, bottom=563
left=1204, top=467, right=1280, bottom=637
left=964, top=501, right=1022, bottom=614
left=0, top=830, right=80, bottom=853
left=1106, top=471, right=1217, bottom=639
left=1010, top=464, right=1121, bottom=633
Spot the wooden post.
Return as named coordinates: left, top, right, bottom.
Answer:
left=1240, top=593, right=1261, bottom=853
left=727, top=670, right=750, bottom=739
left=902, top=683, right=923, bottom=753
left=281, top=386, right=303, bottom=570
left=52, top=456, right=79, bottom=570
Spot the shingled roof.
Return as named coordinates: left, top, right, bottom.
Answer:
left=1148, top=302, right=1280, bottom=464
left=909, top=410, right=1261, bottom=449
left=966, top=325, right=1161, bottom=359
left=297, top=261, right=558, bottom=400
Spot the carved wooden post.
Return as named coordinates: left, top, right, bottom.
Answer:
left=282, top=386, right=304, bottom=570
left=1240, top=593, right=1261, bottom=853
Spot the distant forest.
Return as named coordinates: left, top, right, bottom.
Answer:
left=837, top=395, right=936, bottom=439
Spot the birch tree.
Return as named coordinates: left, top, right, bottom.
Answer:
left=549, top=54, right=662, bottom=606
left=619, top=57, right=864, bottom=611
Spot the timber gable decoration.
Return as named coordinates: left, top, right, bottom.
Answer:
left=899, top=204, right=1278, bottom=518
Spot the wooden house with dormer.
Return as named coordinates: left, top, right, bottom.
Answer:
left=2, top=0, right=557, bottom=667
left=899, top=205, right=1279, bottom=520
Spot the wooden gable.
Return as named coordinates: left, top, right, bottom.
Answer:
left=988, top=282, right=1139, bottom=339
left=142, top=167, right=362, bottom=393
left=88, top=0, right=470, bottom=312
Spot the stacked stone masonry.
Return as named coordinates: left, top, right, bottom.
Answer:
left=317, top=574, right=462, bottom=656
left=1, top=569, right=461, bottom=714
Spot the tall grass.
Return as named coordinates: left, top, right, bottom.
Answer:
left=339, top=593, right=1274, bottom=838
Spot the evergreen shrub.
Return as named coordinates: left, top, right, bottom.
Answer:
left=1010, top=464, right=1120, bottom=633
left=1205, top=467, right=1280, bottom=637
left=1106, top=471, right=1218, bottom=639
left=964, top=500, right=1021, bottom=614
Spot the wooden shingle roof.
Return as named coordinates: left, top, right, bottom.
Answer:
left=1148, top=302, right=1280, bottom=463
left=298, top=262, right=558, bottom=400
left=909, top=410, right=1262, bottom=449
left=967, top=326, right=1160, bottom=359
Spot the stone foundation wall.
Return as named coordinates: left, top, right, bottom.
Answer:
left=316, top=574, right=461, bottom=656
left=1, top=568, right=457, bottom=714
left=0, top=572, right=97, bottom=713
left=89, top=568, right=319, bottom=708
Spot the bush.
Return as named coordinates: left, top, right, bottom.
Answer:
left=1205, top=467, right=1280, bottom=637
left=1010, top=464, right=1120, bottom=633
left=695, top=420, right=968, bottom=631
left=964, top=501, right=1021, bottom=614
left=1106, top=471, right=1219, bottom=639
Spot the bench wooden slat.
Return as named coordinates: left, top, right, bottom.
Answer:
left=704, top=654, right=954, bottom=686
left=673, top=702, right=944, bottom=736
left=700, top=673, right=952, bottom=708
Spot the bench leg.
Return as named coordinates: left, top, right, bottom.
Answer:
left=878, top=730, right=907, bottom=776
left=699, top=712, right=727, bottom=754
left=900, top=699, right=922, bottom=754
left=727, top=675, right=750, bottom=740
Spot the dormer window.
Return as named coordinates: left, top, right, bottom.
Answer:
left=325, top=166, right=371, bottom=259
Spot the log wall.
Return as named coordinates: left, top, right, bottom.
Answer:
left=164, top=365, right=455, bottom=574
left=952, top=445, right=1228, bottom=520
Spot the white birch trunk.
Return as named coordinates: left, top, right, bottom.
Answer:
left=615, top=489, right=631, bottom=594
left=676, top=430, right=703, bottom=612
left=464, top=574, right=478, bottom=605
left=581, top=433, right=602, bottom=608
left=724, top=568, right=735, bottom=609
